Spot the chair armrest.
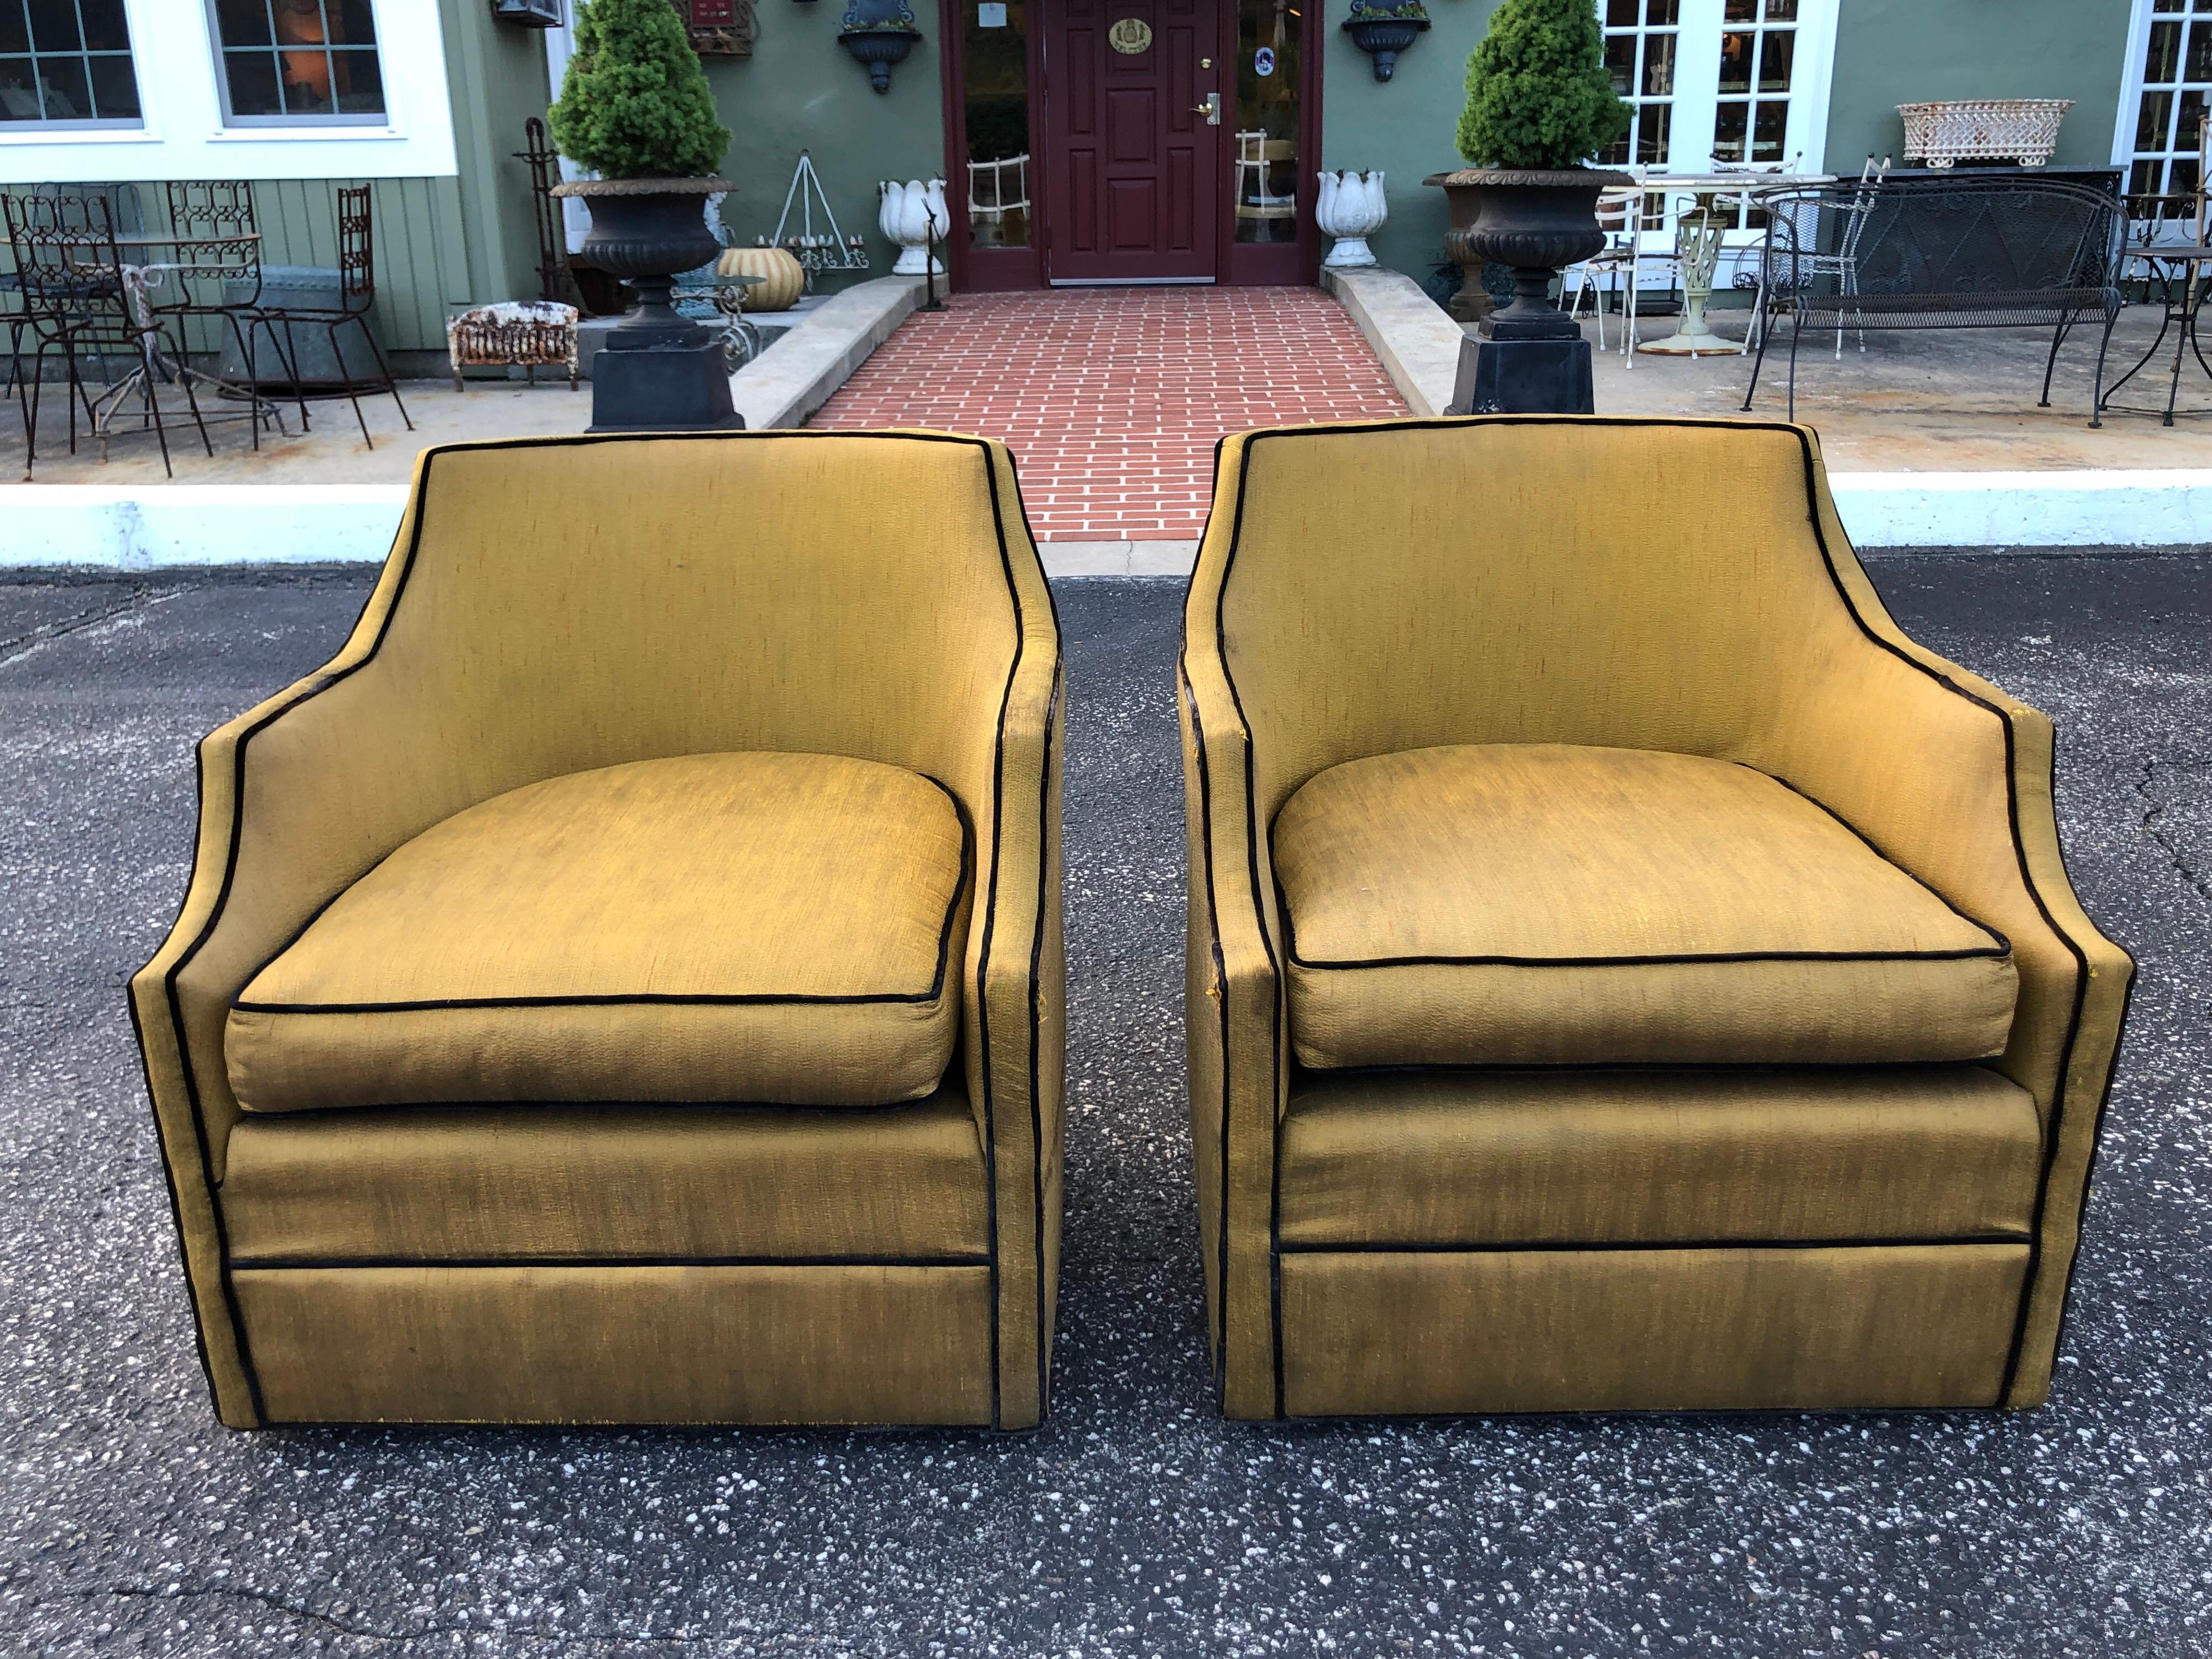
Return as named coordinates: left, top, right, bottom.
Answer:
left=1752, top=475, right=2134, bottom=1405
left=129, top=525, right=441, bottom=1428
left=1177, top=645, right=1287, bottom=1420
left=956, top=474, right=1066, bottom=1430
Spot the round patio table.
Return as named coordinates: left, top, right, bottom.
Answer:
left=67, top=231, right=282, bottom=457
left=1633, top=171, right=1835, bottom=357
left=2100, top=246, right=2212, bottom=427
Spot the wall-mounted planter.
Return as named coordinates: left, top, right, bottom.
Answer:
left=1340, top=7, right=1429, bottom=82
left=839, top=0, right=921, bottom=91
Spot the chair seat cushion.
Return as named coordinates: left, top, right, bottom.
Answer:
left=226, top=752, right=971, bottom=1112
left=1272, top=744, right=2016, bottom=1069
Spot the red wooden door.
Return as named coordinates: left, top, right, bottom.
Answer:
left=1042, top=0, right=1222, bottom=281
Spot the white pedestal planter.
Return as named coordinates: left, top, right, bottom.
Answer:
left=879, top=179, right=949, bottom=275
left=1317, top=170, right=1386, bottom=269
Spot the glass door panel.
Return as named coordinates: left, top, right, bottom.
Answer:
left=1233, top=0, right=1301, bottom=244
left=2122, top=0, right=2212, bottom=206
left=961, top=0, right=1034, bottom=250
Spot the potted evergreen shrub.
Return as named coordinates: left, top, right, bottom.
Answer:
left=1422, top=0, right=1631, bottom=335
left=549, top=0, right=740, bottom=430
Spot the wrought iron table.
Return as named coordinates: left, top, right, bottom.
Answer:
left=70, top=231, right=284, bottom=458
left=2101, top=246, right=2212, bottom=426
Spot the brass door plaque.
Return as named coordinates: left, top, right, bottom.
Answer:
left=1108, top=17, right=1152, bottom=53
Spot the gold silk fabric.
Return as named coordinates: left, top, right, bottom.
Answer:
left=1272, top=743, right=2018, bottom=1068
left=131, top=431, right=1063, bottom=1429
left=1180, top=416, right=2132, bottom=1419
left=227, top=752, right=971, bottom=1112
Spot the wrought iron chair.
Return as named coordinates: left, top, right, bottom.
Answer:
left=6, top=182, right=144, bottom=403
left=1744, top=155, right=1889, bottom=356
left=1742, top=176, right=2124, bottom=425
left=153, top=179, right=291, bottom=451
left=2, top=190, right=212, bottom=479
left=249, top=185, right=413, bottom=446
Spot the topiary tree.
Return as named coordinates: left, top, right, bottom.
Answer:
left=549, top=0, right=732, bottom=179
left=1455, top=0, right=1630, bottom=169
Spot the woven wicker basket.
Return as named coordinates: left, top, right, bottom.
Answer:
left=1898, top=99, right=2073, bottom=169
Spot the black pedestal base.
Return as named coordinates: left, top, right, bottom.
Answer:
left=587, top=336, right=744, bottom=434
left=1447, top=331, right=1594, bottom=416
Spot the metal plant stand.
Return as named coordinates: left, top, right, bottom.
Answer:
left=770, top=153, right=871, bottom=290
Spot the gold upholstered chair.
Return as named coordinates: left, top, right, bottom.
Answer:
left=132, top=431, right=1064, bottom=1429
left=1179, top=416, right=2131, bottom=1420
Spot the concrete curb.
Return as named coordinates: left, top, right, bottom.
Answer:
left=1322, top=266, right=1460, bottom=418
left=730, top=274, right=925, bottom=430
left=6, top=471, right=2208, bottom=571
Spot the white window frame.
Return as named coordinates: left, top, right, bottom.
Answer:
left=0, top=0, right=455, bottom=182
left=2112, top=0, right=2212, bottom=206
left=203, top=0, right=390, bottom=130
left=1600, top=0, right=1840, bottom=270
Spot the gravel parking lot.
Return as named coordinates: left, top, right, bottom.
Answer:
left=1, top=557, right=2206, bottom=1657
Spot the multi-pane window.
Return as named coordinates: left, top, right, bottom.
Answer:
left=0, top=0, right=142, bottom=126
left=1600, top=0, right=1678, bottom=168
left=208, top=0, right=385, bottom=124
left=2127, top=0, right=2211, bottom=200
left=1712, top=0, right=1796, bottom=165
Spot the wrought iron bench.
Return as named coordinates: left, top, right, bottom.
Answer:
left=1742, top=176, right=2124, bottom=426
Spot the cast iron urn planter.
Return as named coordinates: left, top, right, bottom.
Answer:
left=839, top=0, right=920, bottom=92
left=551, top=176, right=744, bottom=433
left=1340, top=6, right=1429, bottom=83
left=1434, top=166, right=1632, bottom=414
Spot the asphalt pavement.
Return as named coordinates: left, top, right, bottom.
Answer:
left=0, top=557, right=2206, bottom=1657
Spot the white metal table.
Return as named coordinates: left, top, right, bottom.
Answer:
left=1633, top=171, right=1837, bottom=357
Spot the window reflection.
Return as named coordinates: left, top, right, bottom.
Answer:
left=211, top=0, right=384, bottom=122
left=1234, top=0, right=1299, bottom=244
left=962, top=0, right=1031, bottom=249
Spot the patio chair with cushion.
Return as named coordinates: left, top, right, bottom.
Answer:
left=132, top=430, right=1066, bottom=1429
left=1179, top=415, right=2132, bottom=1420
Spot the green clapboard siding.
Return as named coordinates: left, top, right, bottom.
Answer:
left=1321, top=0, right=1504, bottom=285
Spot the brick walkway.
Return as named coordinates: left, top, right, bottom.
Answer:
left=808, top=286, right=1407, bottom=544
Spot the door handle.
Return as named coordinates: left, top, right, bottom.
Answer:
left=1192, top=92, right=1220, bottom=126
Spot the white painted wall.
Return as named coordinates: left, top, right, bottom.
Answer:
left=0, top=0, right=456, bottom=184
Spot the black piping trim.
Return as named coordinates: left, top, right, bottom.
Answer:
left=1029, top=666, right=1062, bottom=1420
left=973, top=439, right=1015, bottom=1431
left=229, top=1253, right=993, bottom=1271
left=231, top=1094, right=967, bottom=1122
left=1276, top=1234, right=2032, bottom=1255
left=1201, top=414, right=2125, bottom=1420
left=126, top=985, right=223, bottom=1409
left=146, top=429, right=1040, bottom=1430
left=1292, top=1057, right=2008, bottom=1079
left=1755, top=767, right=2013, bottom=953
left=230, top=778, right=973, bottom=1016
left=1286, top=946, right=2008, bottom=970
left=1001, top=444, right=1066, bottom=1423
left=1201, top=426, right=1291, bottom=1418
left=1177, top=651, right=1234, bottom=1410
